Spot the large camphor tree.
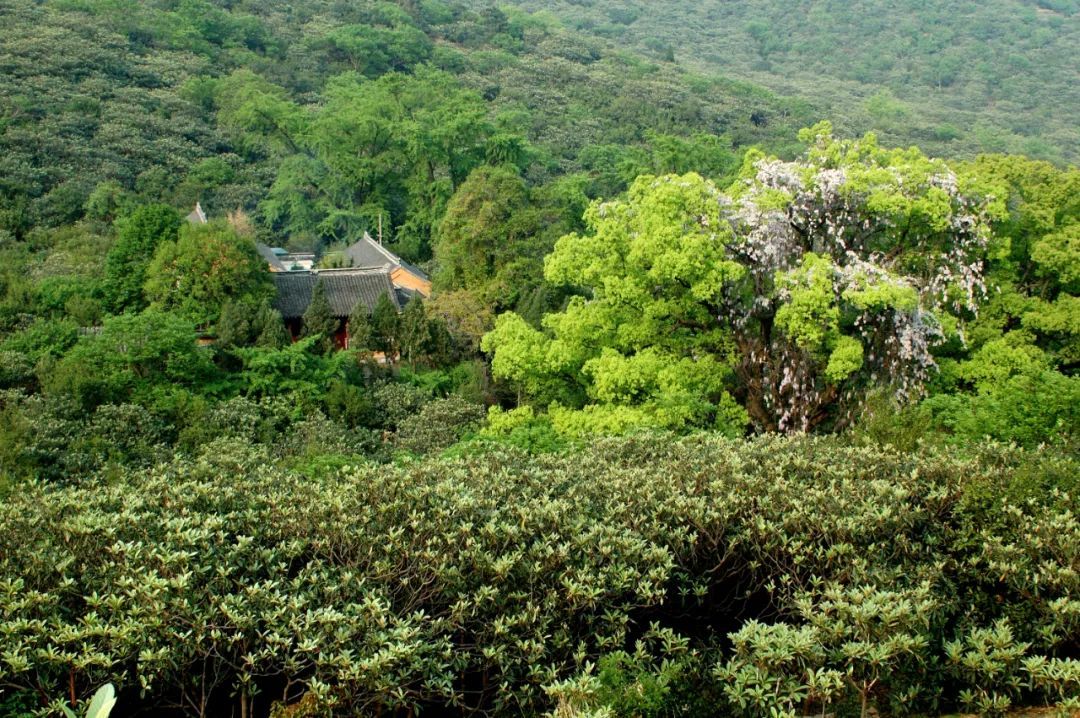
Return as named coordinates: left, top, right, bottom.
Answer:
left=483, top=125, right=1003, bottom=434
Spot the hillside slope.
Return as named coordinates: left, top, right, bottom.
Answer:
left=474, top=0, right=1080, bottom=164
left=0, top=0, right=813, bottom=238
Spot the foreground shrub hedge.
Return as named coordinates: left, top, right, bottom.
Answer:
left=0, top=434, right=1077, bottom=717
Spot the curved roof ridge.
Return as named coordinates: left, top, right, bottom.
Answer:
left=362, top=232, right=403, bottom=264
left=314, top=265, right=392, bottom=274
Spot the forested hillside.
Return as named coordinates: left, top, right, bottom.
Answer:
left=0, top=1, right=1078, bottom=717
left=471, top=0, right=1080, bottom=164
left=0, top=0, right=810, bottom=244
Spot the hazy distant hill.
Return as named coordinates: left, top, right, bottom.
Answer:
left=474, top=0, right=1080, bottom=164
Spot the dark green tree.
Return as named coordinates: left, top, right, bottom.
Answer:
left=398, top=297, right=430, bottom=367
left=45, top=310, right=215, bottom=410
left=216, top=300, right=253, bottom=348
left=318, top=22, right=432, bottom=77
left=255, top=304, right=291, bottom=349
left=302, top=280, right=337, bottom=354
left=484, top=133, right=530, bottom=171
left=252, top=313, right=287, bottom=349
left=84, top=180, right=133, bottom=224
left=424, top=317, right=458, bottom=367
left=347, top=300, right=373, bottom=352
left=433, top=165, right=541, bottom=297
left=215, top=69, right=306, bottom=158
left=370, top=293, right=401, bottom=358
left=103, top=205, right=181, bottom=314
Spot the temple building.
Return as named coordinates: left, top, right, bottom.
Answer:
left=269, top=268, right=402, bottom=349
left=257, top=234, right=430, bottom=349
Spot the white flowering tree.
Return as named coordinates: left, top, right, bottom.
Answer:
left=484, top=124, right=1002, bottom=433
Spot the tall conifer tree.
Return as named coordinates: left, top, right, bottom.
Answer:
left=302, top=280, right=337, bottom=354
left=370, top=293, right=401, bottom=358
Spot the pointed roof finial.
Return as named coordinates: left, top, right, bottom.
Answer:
left=186, top=201, right=207, bottom=225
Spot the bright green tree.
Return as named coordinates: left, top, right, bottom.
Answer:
left=484, top=125, right=1000, bottom=434
left=85, top=181, right=133, bottom=223
left=918, top=155, right=1079, bottom=445
left=957, top=155, right=1079, bottom=367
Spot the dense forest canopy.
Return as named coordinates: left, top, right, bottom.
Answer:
left=468, top=0, right=1080, bottom=164
left=0, top=0, right=810, bottom=247
left=0, top=0, right=1078, bottom=717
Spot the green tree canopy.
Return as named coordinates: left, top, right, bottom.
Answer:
left=347, top=300, right=374, bottom=352
left=398, top=296, right=431, bottom=367
left=254, top=301, right=291, bottom=349
left=216, top=299, right=254, bottom=349
left=317, top=22, right=433, bottom=78
left=302, top=280, right=338, bottom=354
left=45, top=310, right=215, bottom=409
left=258, top=66, right=501, bottom=259
left=215, top=69, right=307, bottom=158
left=143, top=221, right=272, bottom=328
left=370, top=293, right=401, bottom=357
left=433, top=164, right=539, bottom=294
left=959, top=155, right=1079, bottom=369
left=915, top=154, right=1080, bottom=446
left=103, top=204, right=182, bottom=314
left=483, top=125, right=1001, bottom=435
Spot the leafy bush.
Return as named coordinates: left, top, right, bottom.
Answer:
left=324, top=379, right=377, bottom=428
left=275, top=412, right=381, bottom=460
left=1, top=433, right=1077, bottom=716
left=946, top=621, right=1030, bottom=716
left=230, top=338, right=352, bottom=403
left=0, top=350, right=35, bottom=390
left=0, top=391, right=166, bottom=485
left=44, top=311, right=216, bottom=410
left=176, top=395, right=299, bottom=450
left=546, top=628, right=712, bottom=718
left=370, top=381, right=432, bottom=431
left=0, top=318, right=79, bottom=364
left=61, top=684, right=116, bottom=718
left=475, top=405, right=568, bottom=454
left=717, top=621, right=842, bottom=717
left=924, top=369, right=1080, bottom=446
left=395, top=395, right=486, bottom=454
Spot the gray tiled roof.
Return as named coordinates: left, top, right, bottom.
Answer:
left=344, top=233, right=429, bottom=281
left=271, top=269, right=400, bottom=319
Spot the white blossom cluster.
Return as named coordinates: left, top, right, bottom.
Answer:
left=716, top=157, right=989, bottom=430
left=890, top=308, right=944, bottom=401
